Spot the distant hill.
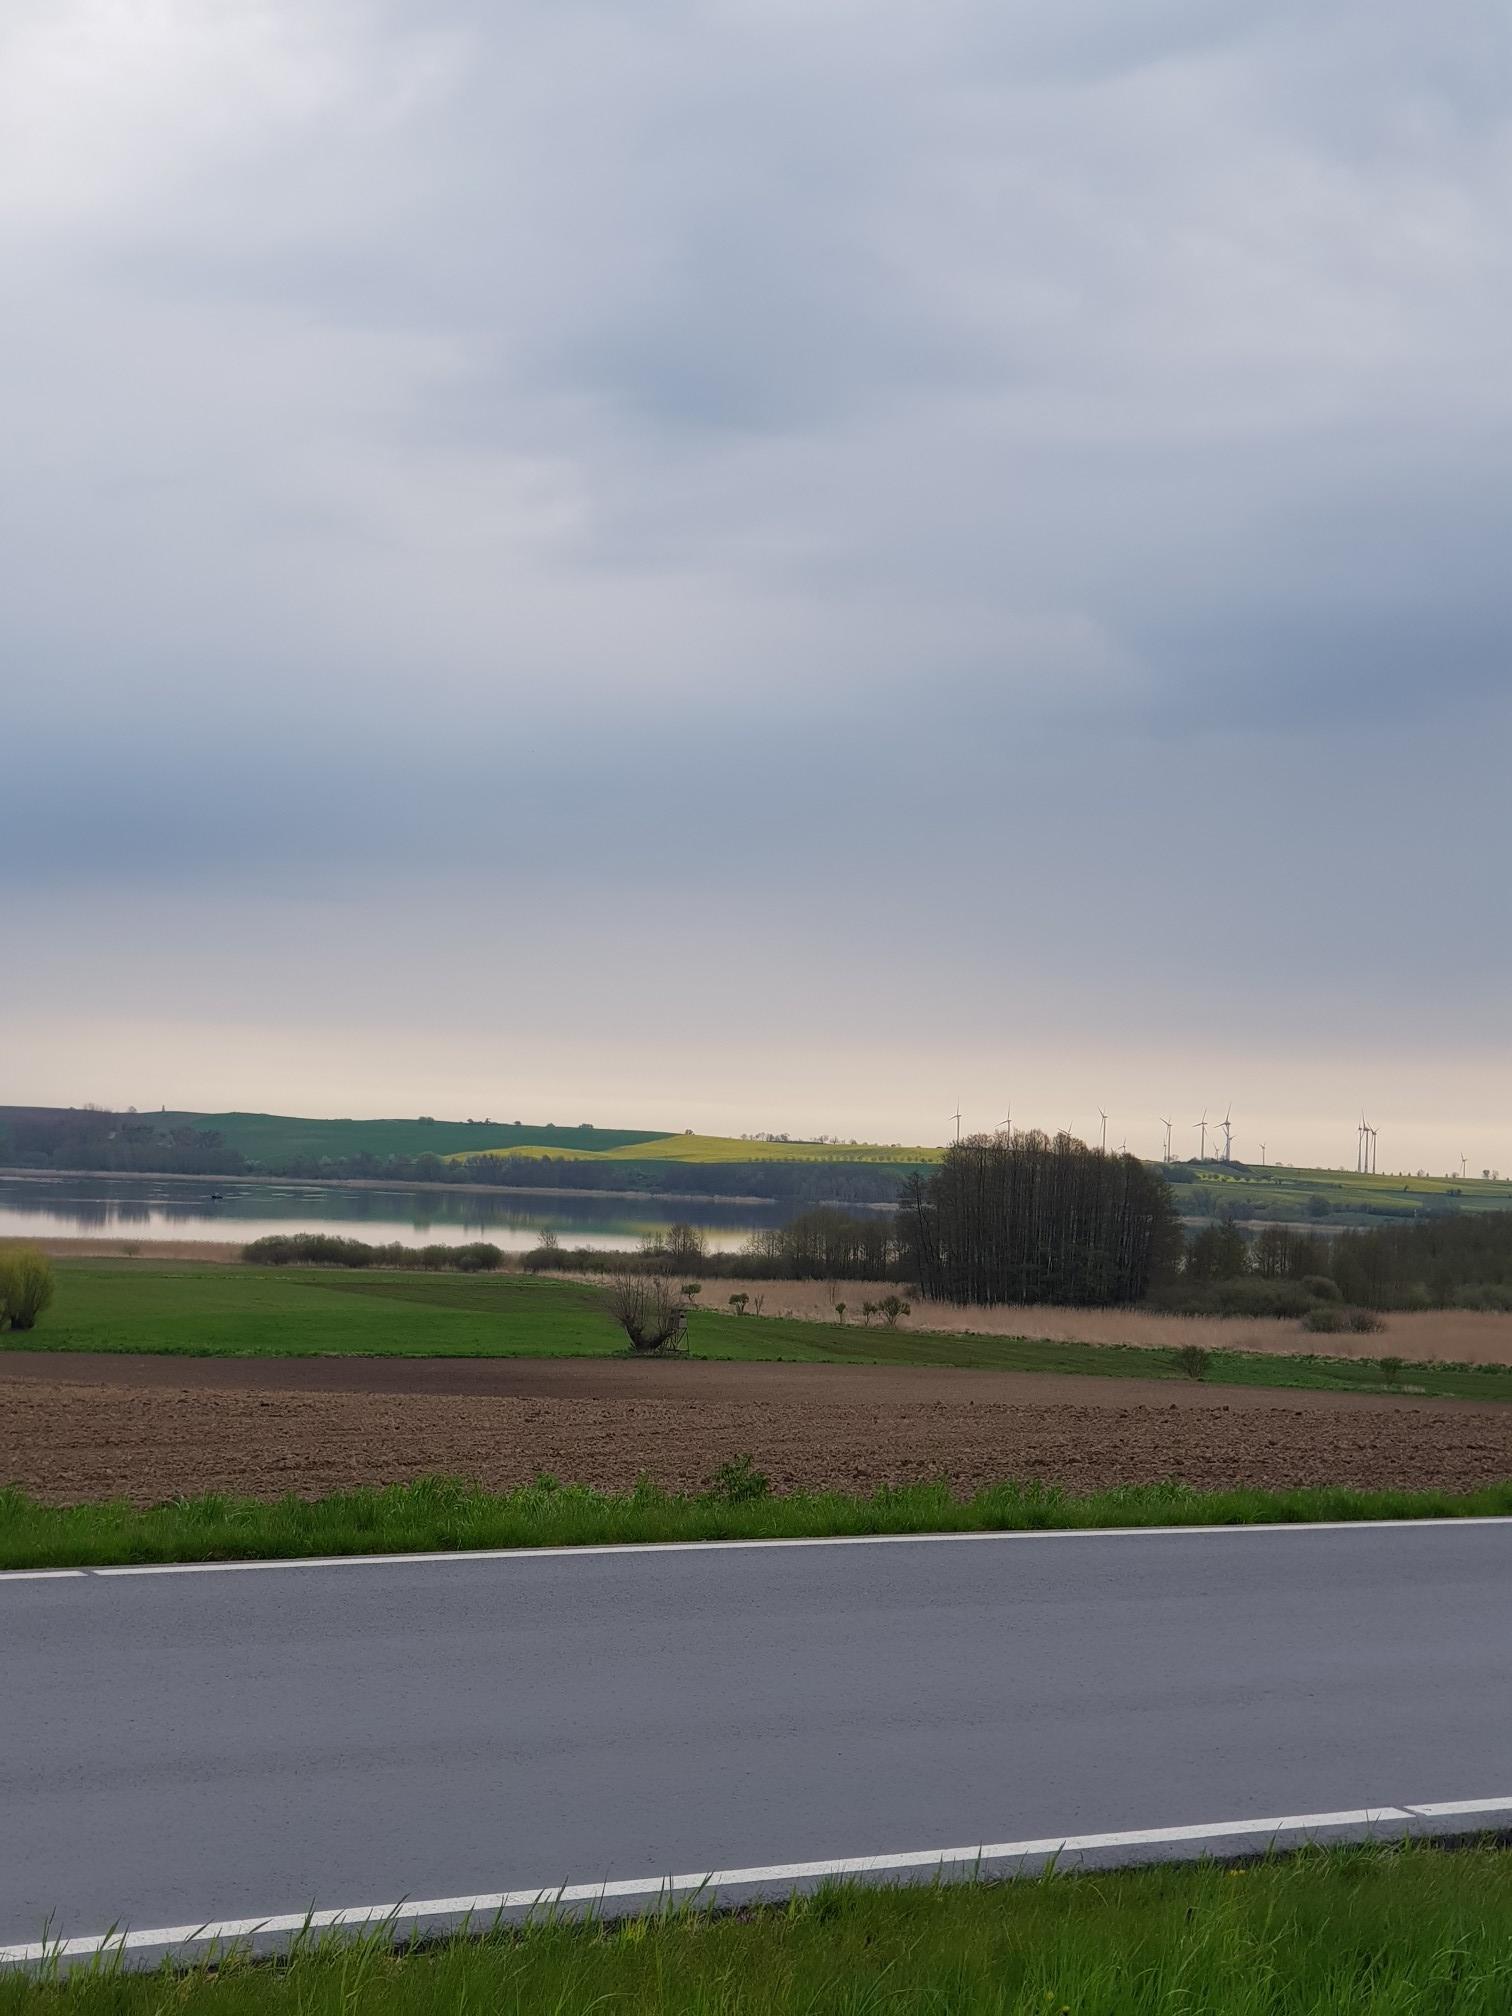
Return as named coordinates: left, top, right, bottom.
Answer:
left=0, top=1106, right=936, bottom=1203
left=157, top=1111, right=671, bottom=1162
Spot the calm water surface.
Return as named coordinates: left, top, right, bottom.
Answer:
left=0, top=1176, right=799, bottom=1254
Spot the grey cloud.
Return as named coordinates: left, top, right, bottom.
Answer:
left=4, top=0, right=1512, bottom=1132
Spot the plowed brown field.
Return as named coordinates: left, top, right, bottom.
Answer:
left=3, top=1353, right=1510, bottom=1504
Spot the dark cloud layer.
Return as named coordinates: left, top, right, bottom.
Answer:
left=3, top=0, right=1509, bottom=1152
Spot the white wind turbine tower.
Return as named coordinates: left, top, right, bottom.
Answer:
left=1195, top=1110, right=1209, bottom=1161
left=1369, top=1125, right=1379, bottom=1175
left=1160, top=1116, right=1174, bottom=1163
left=1358, top=1116, right=1377, bottom=1174
left=1217, top=1107, right=1233, bottom=1164
left=1098, top=1108, right=1108, bottom=1154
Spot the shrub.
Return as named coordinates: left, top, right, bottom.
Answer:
left=1210, top=1278, right=1312, bottom=1319
left=728, top=1292, right=748, bottom=1316
left=1379, top=1355, right=1404, bottom=1387
left=447, top=1242, right=503, bottom=1272
left=704, top=1454, right=770, bottom=1504
left=1301, top=1275, right=1342, bottom=1302
left=1174, top=1344, right=1211, bottom=1381
left=605, top=1273, right=688, bottom=1353
left=0, top=1246, right=54, bottom=1331
left=878, top=1294, right=911, bottom=1328
left=1458, top=1283, right=1512, bottom=1313
left=1156, top=1277, right=1314, bottom=1319
left=1303, top=1305, right=1347, bottom=1334
left=522, top=1229, right=562, bottom=1271
left=1347, top=1308, right=1386, bottom=1334
left=244, top=1234, right=501, bottom=1271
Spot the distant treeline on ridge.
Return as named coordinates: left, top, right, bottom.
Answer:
left=0, top=1107, right=916, bottom=1205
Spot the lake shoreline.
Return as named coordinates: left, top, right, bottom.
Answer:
left=0, top=1165, right=795, bottom=1209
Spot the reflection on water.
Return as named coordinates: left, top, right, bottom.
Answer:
left=0, top=1176, right=796, bottom=1254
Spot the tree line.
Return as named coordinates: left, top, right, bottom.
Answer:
left=899, top=1133, right=1179, bottom=1307
left=1166, top=1211, right=1512, bottom=1313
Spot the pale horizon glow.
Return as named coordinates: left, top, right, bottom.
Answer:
left=12, top=1012, right=1508, bottom=1177
left=4, top=1, right=1510, bottom=1173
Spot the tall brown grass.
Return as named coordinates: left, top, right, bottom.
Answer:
left=696, top=1278, right=1512, bottom=1366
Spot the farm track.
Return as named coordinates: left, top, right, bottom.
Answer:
left=4, top=1354, right=1511, bottom=1505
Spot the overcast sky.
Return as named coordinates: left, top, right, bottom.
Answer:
left=4, top=0, right=1510, bottom=1168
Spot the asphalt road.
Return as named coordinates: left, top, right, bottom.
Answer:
left=3, top=1523, right=1511, bottom=1957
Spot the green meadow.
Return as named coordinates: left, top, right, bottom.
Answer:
left=6, top=1473, right=1512, bottom=1572
left=8, top=1261, right=1512, bottom=1403
left=1178, top=1159, right=1512, bottom=1223
left=455, top=1130, right=939, bottom=1166
left=7, top=1844, right=1512, bottom=2013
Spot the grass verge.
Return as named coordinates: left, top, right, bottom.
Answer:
left=8, top=1843, right=1512, bottom=2011
left=12, top=1263, right=1512, bottom=1402
left=4, top=1473, right=1511, bottom=1571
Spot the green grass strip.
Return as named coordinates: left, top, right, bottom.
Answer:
left=4, top=1473, right=1511, bottom=1571
left=9, top=1842, right=1512, bottom=2012
left=21, top=1262, right=1512, bottom=1404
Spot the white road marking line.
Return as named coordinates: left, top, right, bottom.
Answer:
left=1405, top=1797, right=1512, bottom=1817
left=2, top=1513, right=1508, bottom=1584
left=5, top=1799, right=1509, bottom=1966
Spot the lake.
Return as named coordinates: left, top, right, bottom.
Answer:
left=0, top=1175, right=802, bottom=1254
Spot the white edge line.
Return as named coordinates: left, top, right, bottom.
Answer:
left=6, top=1799, right=1510, bottom=1966
left=4, top=1514, right=1510, bottom=1582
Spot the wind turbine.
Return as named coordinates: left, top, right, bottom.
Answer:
left=1368, top=1126, right=1379, bottom=1175
left=1097, top=1109, right=1108, bottom=1154
left=1160, top=1116, right=1173, bottom=1163
left=1357, top=1113, right=1369, bottom=1174
left=1259, top=1142, right=1267, bottom=1168
left=950, top=1106, right=962, bottom=1145
left=1461, top=1153, right=1468, bottom=1179
left=997, top=1107, right=1011, bottom=1141
left=1217, top=1107, right=1233, bottom=1164
left=1195, top=1110, right=1208, bottom=1161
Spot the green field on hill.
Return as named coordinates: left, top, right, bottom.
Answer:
left=152, top=1111, right=668, bottom=1161
left=454, top=1131, right=938, bottom=1166
left=1175, top=1159, right=1512, bottom=1223
left=8, top=1262, right=1511, bottom=1402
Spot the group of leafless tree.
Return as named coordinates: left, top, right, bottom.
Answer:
left=740, top=1206, right=898, bottom=1280
left=899, top=1131, right=1179, bottom=1307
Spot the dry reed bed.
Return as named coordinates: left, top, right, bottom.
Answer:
left=690, top=1279, right=1512, bottom=1366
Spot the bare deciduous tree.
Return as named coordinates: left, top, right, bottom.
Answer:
left=604, top=1272, right=688, bottom=1353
